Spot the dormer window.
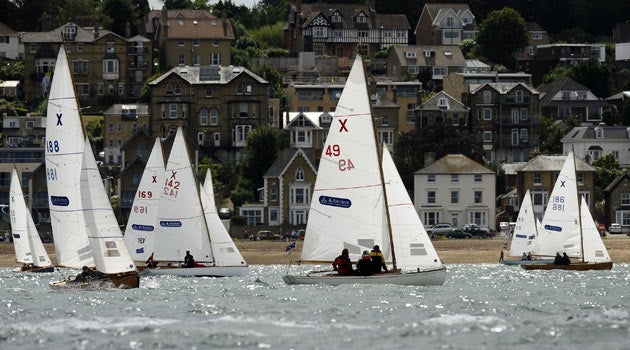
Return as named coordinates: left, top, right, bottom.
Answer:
left=331, top=12, right=342, bottom=23
left=356, top=13, right=367, bottom=23
left=64, top=26, right=77, bottom=41
left=438, top=98, right=448, bottom=109
left=595, top=127, right=604, bottom=139
left=405, top=51, right=416, bottom=58
left=178, top=19, right=184, bottom=26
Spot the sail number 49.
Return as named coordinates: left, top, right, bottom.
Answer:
left=326, top=144, right=355, bottom=171
left=551, top=195, right=565, bottom=212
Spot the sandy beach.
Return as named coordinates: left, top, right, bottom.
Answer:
left=2, top=235, right=629, bottom=267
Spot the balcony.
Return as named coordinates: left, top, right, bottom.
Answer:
left=128, top=61, right=149, bottom=69
left=127, top=47, right=148, bottom=55
left=499, top=96, right=531, bottom=104
left=103, top=72, right=119, bottom=80
left=494, top=115, right=539, bottom=126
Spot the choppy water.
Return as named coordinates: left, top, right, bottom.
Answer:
left=0, top=263, right=629, bottom=349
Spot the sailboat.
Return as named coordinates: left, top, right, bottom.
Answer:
left=46, top=45, right=139, bottom=289
left=124, top=138, right=165, bottom=265
left=9, top=168, right=54, bottom=273
left=141, top=127, right=248, bottom=277
left=521, top=151, right=612, bottom=271
left=502, top=189, right=553, bottom=265
left=282, top=56, right=446, bottom=286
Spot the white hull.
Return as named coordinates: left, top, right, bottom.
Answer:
left=140, top=265, right=249, bottom=277
left=283, top=267, right=446, bottom=286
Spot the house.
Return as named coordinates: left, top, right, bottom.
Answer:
left=150, top=9, right=234, bottom=70
left=21, top=23, right=152, bottom=108
left=415, top=90, right=470, bottom=130
left=515, top=153, right=596, bottom=220
left=0, top=21, right=22, bottom=60
left=387, top=45, right=466, bottom=90
left=537, top=77, right=606, bottom=124
left=102, top=103, right=150, bottom=165
left=515, top=22, right=551, bottom=61
left=282, top=111, right=333, bottom=153
left=466, top=82, right=540, bottom=163
left=286, top=78, right=421, bottom=134
left=0, top=80, right=19, bottom=99
left=284, top=0, right=410, bottom=62
left=561, top=124, right=630, bottom=167
left=1, top=113, right=46, bottom=148
left=613, top=23, right=630, bottom=61
left=603, top=173, right=630, bottom=230
left=148, top=65, right=270, bottom=163
left=242, top=147, right=318, bottom=227
left=442, top=70, right=532, bottom=104
left=413, top=3, right=477, bottom=46
left=414, top=154, right=496, bottom=230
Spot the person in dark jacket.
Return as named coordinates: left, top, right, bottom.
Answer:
left=332, top=248, right=353, bottom=276
left=562, top=252, right=571, bottom=265
left=184, top=251, right=195, bottom=268
left=356, top=251, right=373, bottom=276
left=554, top=252, right=563, bottom=265
left=370, top=245, right=388, bottom=272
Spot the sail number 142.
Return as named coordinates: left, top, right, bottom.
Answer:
left=325, top=144, right=355, bottom=171
left=550, top=195, right=565, bottom=212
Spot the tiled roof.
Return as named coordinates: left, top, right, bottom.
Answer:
left=391, top=45, right=466, bottom=67
left=149, top=65, right=268, bottom=86
left=537, top=77, right=591, bottom=105
left=298, top=3, right=409, bottom=30
left=264, top=148, right=318, bottom=178
left=418, top=90, right=469, bottom=111
left=561, top=126, right=630, bottom=142
left=469, top=82, right=538, bottom=95
left=164, top=10, right=234, bottom=40
left=518, top=154, right=596, bottom=172
left=21, top=22, right=138, bottom=43
left=0, top=21, right=17, bottom=35
left=284, top=111, right=334, bottom=129
left=415, top=154, right=492, bottom=174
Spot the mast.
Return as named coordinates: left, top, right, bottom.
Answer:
left=361, top=57, right=397, bottom=270
left=571, top=147, right=585, bottom=262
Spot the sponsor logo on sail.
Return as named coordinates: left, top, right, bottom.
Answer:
left=13, top=234, right=20, bottom=239
left=50, top=196, right=70, bottom=206
left=137, top=238, right=145, bottom=244
left=319, top=195, right=351, bottom=208
left=160, top=220, right=182, bottom=227
left=544, top=224, right=562, bottom=232
left=136, top=248, right=144, bottom=254
left=132, top=224, right=154, bottom=231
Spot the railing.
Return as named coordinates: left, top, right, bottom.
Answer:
left=127, top=47, right=148, bottom=55
left=499, top=96, right=531, bottom=104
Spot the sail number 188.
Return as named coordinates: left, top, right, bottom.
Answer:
left=551, top=195, right=565, bottom=212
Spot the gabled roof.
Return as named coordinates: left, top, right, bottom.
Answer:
left=20, top=22, right=142, bottom=43
left=603, top=172, right=630, bottom=192
left=0, top=21, right=17, bottom=35
left=517, top=154, right=596, bottom=172
left=469, top=82, right=538, bottom=95
left=391, top=45, right=466, bottom=68
left=149, top=65, right=268, bottom=86
left=424, top=3, right=474, bottom=21
left=415, top=154, right=492, bottom=174
left=263, top=148, right=318, bottom=178
left=120, top=129, right=154, bottom=152
left=285, top=111, right=333, bottom=129
left=297, top=3, right=409, bottom=30
left=537, top=77, right=593, bottom=105
left=606, top=91, right=630, bottom=101
left=418, top=91, right=469, bottom=111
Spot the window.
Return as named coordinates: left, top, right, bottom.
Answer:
left=77, top=43, right=84, bottom=52
left=108, top=123, right=114, bottom=133
left=193, top=38, right=200, bottom=46
left=615, top=210, right=630, bottom=225
left=516, top=90, right=523, bottom=103
left=211, top=53, right=221, bottom=65
left=532, top=33, right=542, bottom=40
left=621, top=193, right=630, bottom=206
left=520, top=128, right=528, bottom=142
left=577, top=172, right=584, bottom=185
left=205, top=85, right=212, bottom=96
left=474, top=191, right=482, bottom=204
left=313, top=27, right=327, bottom=38
left=451, top=191, right=459, bottom=204
left=270, top=187, right=278, bottom=201
left=483, top=131, right=492, bottom=142
left=483, top=91, right=491, bottom=103
left=451, top=174, right=459, bottom=183
left=427, top=191, right=436, bottom=204
left=246, top=85, right=252, bottom=94
left=474, top=174, right=482, bottom=182
left=169, top=104, right=177, bottom=119
left=193, top=54, right=200, bottom=66
left=356, top=13, right=367, bottom=23
left=533, top=172, right=542, bottom=184
left=295, top=168, right=304, bottom=181
left=469, top=211, right=487, bottom=226
left=241, top=208, right=263, bottom=225
left=378, top=130, right=393, bottom=145
left=423, top=212, right=440, bottom=226
left=512, top=109, right=519, bottom=124
left=358, top=30, right=368, bottom=38
left=408, top=66, right=419, bottom=74
left=200, top=108, right=208, bottom=125
left=427, top=113, right=435, bottom=126
left=313, top=43, right=324, bottom=57
left=358, top=44, right=368, bottom=57
left=433, top=67, right=447, bottom=76
left=452, top=113, right=459, bottom=126
left=106, top=42, right=115, bottom=53
left=235, top=125, right=252, bottom=146
left=210, top=108, right=218, bottom=125
left=174, top=84, right=181, bottom=94
left=512, top=128, right=519, bottom=145
left=520, top=108, right=528, bottom=120
left=117, top=123, right=122, bottom=132
left=178, top=55, right=185, bottom=66
left=533, top=191, right=547, bottom=206
left=595, top=128, right=603, bottom=139
left=483, top=108, right=492, bottom=120
left=290, top=187, right=310, bottom=205
left=197, top=132, right=204, bottom=146
left=427, top=174, right=435, bottom=183
left=118, top=83, right=124, bottom=96
left=446, top=16, right=455, bottom=27
left=178, top=39, right=184, bottom=46
left=237, top=83, right=243, bottom=95
left=103, top=60, right=118, bottom=73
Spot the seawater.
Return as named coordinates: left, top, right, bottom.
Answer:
left=1, top=264, right=629, bottom=350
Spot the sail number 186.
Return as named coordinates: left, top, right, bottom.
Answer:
left=550, top=195, right=565, bottom=212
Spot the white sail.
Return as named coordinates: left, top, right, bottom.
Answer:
left=81, top=138, right=136, bottom=274
left=154, top=127, right=213, bottom=262
left=44, top=46, right=93, bottom=268
left=532, top=151, right=585, bottom=258
left=579, top=196, right=611, bottom=263
left=9, top=169, right=33, bottom=264
left=26, top=200, right=52, bottom=268
left=509, top=189, right=537, bottom=257
left=201, top=171, right=248, bottom=267
left=382, top=147, right=443, bottom=271
left=124, top=138, right=165, bottom=262
left=301, top=56, right=387, bottom=262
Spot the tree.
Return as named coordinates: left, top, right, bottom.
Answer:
left=591, top=154, right=624, bottom=203
left=537, top=115, right=579, bottom=154
left=57, top=0, right=99, bottom=26
left=475, top=7, right=528, bottom=69
left=101, top=0, right=142, bottom=37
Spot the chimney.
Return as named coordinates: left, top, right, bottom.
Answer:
left=126, top=22, right=131, bottom=38
left=94, top=26, right=99, bottom=39
left=424, top=152, right=435, bottom=167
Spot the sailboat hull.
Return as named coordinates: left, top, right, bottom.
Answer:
left=282, top=267, right=446, bottom=286
left=521, top=261, right=613, bottom=271
left=502, top=259, right=554, bottom=266
left=139, top=265, right=249, bottom=277
left=49, top=271, right=140, bottom=290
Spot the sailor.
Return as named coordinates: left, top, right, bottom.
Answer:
left=356, top=251, right=374, bottom=276
left=184, top=251, right=195, bottom=268
left=332, top=248, right=353, bottom=276
left=370, top=245, right=388, bottom=272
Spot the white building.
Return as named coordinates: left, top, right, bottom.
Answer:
left=414, top=154, right=496, bottom=230
left=0, top=22, right=22, bottom=60
left=561, top=124, right=630, bottom=168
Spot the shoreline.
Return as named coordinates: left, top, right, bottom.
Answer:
left=2, top=236, right=629, bottom=267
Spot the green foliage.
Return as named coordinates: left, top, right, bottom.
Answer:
left=57, top=0, right=99, bottom=26
left=165, top=0, right=193, bottom=9
left=537, top=115, right=579, bottom=154
left=139, top=71, right=163, bottom=103
left=542, top=65, right=571, bottom=84
left=0, top=60, right=24, bottom=80
left=570, top=59, right=610, bottom=98
left=591, top=154, right=624, bottom=203
left=476, top=7, right=528, bottom=69
left=252, top=64, right=283, bottom=98
left=101, top=0, right=142, bottom=37
left=393, top=126, right=485, bottom=190
left=266, top=48, right=290, bottom=57
left=249, top=22, right=286, bottom=49
left=459, top=39, right=478, bottom=59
